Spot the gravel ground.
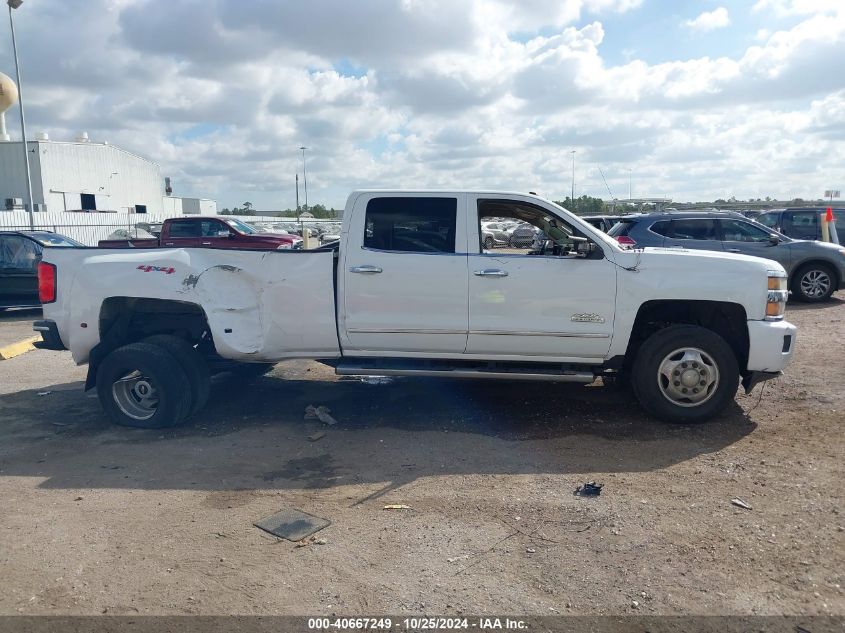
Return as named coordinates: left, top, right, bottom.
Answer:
left=0, top=297, right=842, bottom=618
left=0, top=308, right=41, bottom=347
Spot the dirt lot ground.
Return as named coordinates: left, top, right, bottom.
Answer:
left=0, top=298, right=842, bottom=619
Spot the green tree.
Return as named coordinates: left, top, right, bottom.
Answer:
left=553, top=195, right=606, bottom=215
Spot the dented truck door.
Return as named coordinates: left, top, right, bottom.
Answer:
left=177, top=249, right=341, bottom=361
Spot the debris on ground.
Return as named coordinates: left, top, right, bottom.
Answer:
left=361, top=376, right=393, bottom=385
left=304, top=404, right=338, bottom=425
left=383, top=504, right=413, bottom=510
left=731, top=497, right=752, bottom=510
left=307, top=431, right=326, bottom=442
left=574, top=482, right=603, bottom=497
left=73, top=496, right=83, bottom=501
left=526, top=548, right=536, bottom=554
left=447, top=554, right=470, bottom=563
left=253, top=508, right=331, bottom=541
left=295, top=535, right=328, bottom=548
left=37, top=391, right=52, bottom=397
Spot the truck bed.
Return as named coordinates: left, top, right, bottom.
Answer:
left=97, top=238, right=161, bottom=248
left=42, top=246, right=341, bottom=364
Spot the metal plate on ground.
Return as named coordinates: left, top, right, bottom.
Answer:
left=254, top=508, right=330, bottom=541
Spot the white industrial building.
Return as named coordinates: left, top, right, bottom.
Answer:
left=0, top=134, right=217, bottom=215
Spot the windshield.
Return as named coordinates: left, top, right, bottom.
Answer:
left=28, top=233, right=84, bottom=247
left=223, top=218, right=257, bottom=234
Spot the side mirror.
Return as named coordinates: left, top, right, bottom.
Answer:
left=768, top=234, right=780, bottom=246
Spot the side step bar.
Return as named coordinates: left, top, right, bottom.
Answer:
left=335, top=360, right=596, bottom=383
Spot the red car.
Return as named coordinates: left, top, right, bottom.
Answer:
left=98, top=217, right=303, bottom=250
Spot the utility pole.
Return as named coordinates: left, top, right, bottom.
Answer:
left=8, top=0, right=34, bottom=229
left=300, top=146, right=308, bottom=211
left=570, top=150, right=576, bottom=212
left=295, top=173, right=301, bottom=225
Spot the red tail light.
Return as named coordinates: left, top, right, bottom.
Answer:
left=616, top=235, right=637, bottom=247
left=37, top=261, right=57, bottom=304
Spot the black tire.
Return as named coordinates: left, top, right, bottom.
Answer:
left=792, top=262, right=836, bottom=302
left=483, top=236, right=494, bottom=249
left=96, top=342, right=192, bottom=429
left=631, top=324, right=739, bottom=424
left=143, top=334, right=210, bottom=417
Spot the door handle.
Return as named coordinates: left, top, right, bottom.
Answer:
left=201, top=242, right=211, bottom=245
left=349, top=265, right=383, bottom=274
left=727, top=248, right=741, bottom=253
left=164, top=242, right=174, bottom=246
left=473, top=269, right=508, bottom=277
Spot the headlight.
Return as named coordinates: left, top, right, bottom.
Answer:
left=766, top=270, right=787, bottom=320
left=276, top=243, right=292, bottom=250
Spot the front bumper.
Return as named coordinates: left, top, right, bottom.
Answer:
left=32, top=319, right=66, bottom=351
left=746, top=319, right=796, bottom=373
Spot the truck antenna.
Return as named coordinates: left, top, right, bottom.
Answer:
left=597, top=165, right=615, bottom=200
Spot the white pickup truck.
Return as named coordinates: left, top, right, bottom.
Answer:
left=33, top=190, right=797, bottom=428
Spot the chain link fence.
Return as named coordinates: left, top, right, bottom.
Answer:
left=0, top=212, right=338, bottom=246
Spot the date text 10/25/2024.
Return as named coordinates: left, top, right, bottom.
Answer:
left=308, top=617, right=528, bottom=631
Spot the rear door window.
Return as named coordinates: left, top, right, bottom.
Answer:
left=667, top=219, right=718, bottom=241
left=364, top=197, right=457, bottom=254
left=168, top=220, right=201, bottom=238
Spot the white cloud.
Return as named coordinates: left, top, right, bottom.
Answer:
left=753, top=0, right=842, bottom=16
left=3, top=0, right=844, bottom=208
left=684, top=7, right=731, bottom=31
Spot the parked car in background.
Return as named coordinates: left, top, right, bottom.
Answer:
left=581, top=215, right=629, bottom=233
left=481, top=221, right=517, bottom=247
left=319, top=223, right=342, bottom=245
left=608, top=212, right=845, bottom=302
left=755, top=208, right=844, bottom=242
left=98, top=217, right=303, bottom=250
left=105, top=227, right=157, bottom=242
left=136, top=222, right=163, bottom=237
left=0, top=231, right=83, bottom=309
left=508, top=222, right=539, bottom=247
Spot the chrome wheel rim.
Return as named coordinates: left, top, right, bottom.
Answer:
left=112, top=370, right=159, bottom=420
left=800, top=269, right=831, bottom=299
left=657, top=347, right=720, bottom=408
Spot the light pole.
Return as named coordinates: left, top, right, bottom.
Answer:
left=299, top=146, right=308, bottom=211
left=570, top=150, right=576, bottom=212
left=8, top=0, right=34, bottom=229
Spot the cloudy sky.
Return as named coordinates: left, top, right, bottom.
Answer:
left=1, top=0, right=843, bottom=210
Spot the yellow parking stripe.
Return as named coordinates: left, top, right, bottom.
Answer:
left=0, top=335, right=40, bottom=360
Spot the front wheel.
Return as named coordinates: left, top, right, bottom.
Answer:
left=793, top=263, right=836, bottom=302
left=483, top=236, right=494, bottom=249
left=631, top=325, right=738, bottom=423
left=96, top=342, right=192, bottom=428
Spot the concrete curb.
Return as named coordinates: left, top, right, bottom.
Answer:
left=0, top=335, right=40, bottom=361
